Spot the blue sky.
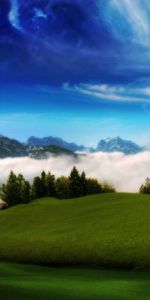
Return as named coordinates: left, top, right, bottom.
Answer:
left=1, top=0, right=150, bottom=146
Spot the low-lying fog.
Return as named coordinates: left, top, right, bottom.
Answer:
left=0, top=151, right=150, bottom=192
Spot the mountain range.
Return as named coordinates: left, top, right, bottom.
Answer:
left=97, top=137, right=143, bottom=155
left=0, top=135, right=27, bottom=158
left=27, top=136, right=85, bottom=152
left=0, top=135, right=145, bottom=159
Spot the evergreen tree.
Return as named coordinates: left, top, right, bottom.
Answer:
left=21, top=180, right=31, bottom=204
left=0, top=172, right=30, bottom=206
left=17, top=174, right=25, bottom=203
left=40, top=171, right=46, bottom=197
left=31, top=176, right=42, bottom=199
left=80, top=171, right=87, bottom=196
left=55, top=176, right=70, bottom=199
left=69, top=167, right=81, bottom=198
left=1, top=171, right=20, bottom=206
left=140, top=178, right=150, bottom=194
left=45, top=172, right=56, bottom=197
left=17, top=174, right=30, bottom=204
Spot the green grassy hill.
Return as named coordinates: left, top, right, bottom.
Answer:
left=1, top=193, right=150, bottom=268
left=1, top=262, right=150, bottom=300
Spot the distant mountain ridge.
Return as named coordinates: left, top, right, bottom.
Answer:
left=97, top=137, right=143, bottom=155
left=27, top=136, right=85, bottom=152
left=0, top=135, right=28, bottom=158
left=0, top=134, right=145, bottom=158
left=28, top=145, right=76, bottom=159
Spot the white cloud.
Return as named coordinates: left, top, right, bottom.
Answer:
left=0, top=152, right=150, bottom=192
left=107, top=0, right=150, bottom=46
left=64, top=82, right=150, bottom=103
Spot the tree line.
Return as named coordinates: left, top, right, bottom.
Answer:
left=0, top=167, right=115, bottom=207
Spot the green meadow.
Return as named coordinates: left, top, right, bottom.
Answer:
left=1, top=193, right=150, bottom=299
left=0, top=193, right=150, bottom=268
left=1, top=261, right=150, bottom=300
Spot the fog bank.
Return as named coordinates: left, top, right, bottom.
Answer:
left=0, top=151, right=150, bottom=192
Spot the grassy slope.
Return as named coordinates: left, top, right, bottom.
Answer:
left=1, top=262, right=150, bottom=300
left=1, top=193, right=150, bottom=268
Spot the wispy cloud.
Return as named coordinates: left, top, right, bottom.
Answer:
left=64, top=82, right=150, bottom=103
left=106, top=0, right=150, bottom=46
left=9, top=0, right=23, bottom=32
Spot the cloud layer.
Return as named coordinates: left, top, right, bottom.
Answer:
left=0, top=151, right=150, bottom=192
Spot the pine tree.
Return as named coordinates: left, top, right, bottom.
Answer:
left=17, top=174, right=31, bottom=204
left=31, top=176, right=42, bottom=199
left=80, top=171, right=87, bottom=196
left=140, top=178, right=150, bottom=194
left=55, top=176, right=70, bottom=199
left=69, top=167, right=81, bottom=198
left=40, top=171, right=46, bottom=197
left=21, top=180, right=31, bottom=204
left=45, top=172, right=56, bottom=197
left=2, top=171, right=20, bottom=206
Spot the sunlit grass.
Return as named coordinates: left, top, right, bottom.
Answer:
left=0, top=193, right=150, bottom=268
